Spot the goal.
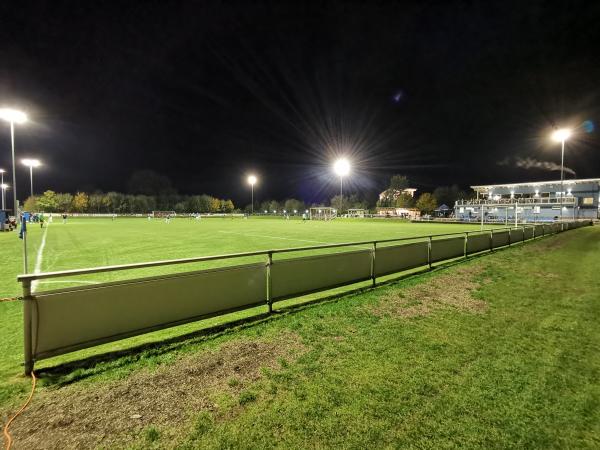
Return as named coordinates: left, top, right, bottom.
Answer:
left=309, top=207, right=337, bottom=220
left=152, top=211, right=176, bottom=218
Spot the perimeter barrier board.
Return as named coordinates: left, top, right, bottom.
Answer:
left=374, top=241, right=429, bottom=277
left=20, top=220, right=591, bottom=372
left=511, top=228, right=524, bottom=243
left=271, top=249, right=372, bottom=300
left=523, top=227, right=534, bottom=240
left=466, top=233, right=491, bottom=255
left=31, top=263, right=267, bottom=360
left=492, top=230, right=510, bottom=248
left=535, top=225, right=544, bottom=236
left=430, top=236, right=465, bottom=262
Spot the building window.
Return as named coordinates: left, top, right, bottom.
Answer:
left=582, top=197, right=594, bottom=205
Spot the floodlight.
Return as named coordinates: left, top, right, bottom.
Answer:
left=293, top=209, right=297, bottom=213
left=0, top=108, right=27, bottom=124
left=551, top=128, right=571, bottom=142
left=0, top=183, right=8, bottom=189
left=333, top=158, right=350, bottom=177
left=283, top=210, right=287, bottom=213
left=264, top=210, right=267, bottom=213
left=22, top=159, right=41, bottom=197
left=0, top=169, right=5, bottom=173
left=22, top=159, right=41, bottom=168
left=247, top=175, right=257, bottom=185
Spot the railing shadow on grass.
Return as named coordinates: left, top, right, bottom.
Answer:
left=34, top=235, right=545, bottom=386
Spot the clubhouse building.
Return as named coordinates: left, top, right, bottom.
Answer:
left=455, top=178, right=600, bottom=222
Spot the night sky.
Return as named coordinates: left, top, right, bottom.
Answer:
left=1, top=1, right=599, bottom=206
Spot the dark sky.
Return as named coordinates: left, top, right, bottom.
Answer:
left=1, top=0, right=599, bottom=206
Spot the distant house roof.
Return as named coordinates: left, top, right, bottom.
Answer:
left=435, top=204, right=450, bottom=211
left=471, top=178, right=600, bottom=192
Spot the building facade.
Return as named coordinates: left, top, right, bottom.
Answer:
left=455, top=178, right=600, bottom=222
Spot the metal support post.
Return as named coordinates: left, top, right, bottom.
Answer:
left=427, top=236, right=432, bottom=269
left=266, top=252, right=273, bottom=313
left=371, top=242, right=377, bottom=286
left=23, top=280, right=34, bottom=375
left=490, top=229, right=494, bottom=252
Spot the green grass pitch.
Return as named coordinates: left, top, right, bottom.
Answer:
left=0, top=216, right=498, bottom=298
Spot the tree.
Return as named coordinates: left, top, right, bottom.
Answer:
left=23, top=196, right=37, bottom=212
left=432, top=185, right=469, bottom=207
left=268, top=200, right=280, bottom=213
left=209, top=197, right=221, bottom=213
left=389, top=175, right=409, bottom=191
left=330, top=195, right=346, bottom=212
left=394, top=193, right=414, bottom=208
left=37, top=190, right=59, bottom=212
left=56, top=193, right=74, bottom=212
left=221, top=199, right=235, bottom=213
left=284, top=198, right=305, bottom=214
left=88, top=192, right=105, bottom=213
left=73, top=192, right=89, bottom=212
left=415, top=193, right=438, bottom=214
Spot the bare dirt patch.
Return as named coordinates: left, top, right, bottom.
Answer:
left=4, top=332, right=304, bottom=449
left=372, top=266, right=488, bottom=319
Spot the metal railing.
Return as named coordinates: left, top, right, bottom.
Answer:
left=456, top=197, right=577, bottom=206
left=16, top=221, right=592, bottom=373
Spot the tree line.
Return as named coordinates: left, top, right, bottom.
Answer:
left=24, top=191, right=236, bottom=214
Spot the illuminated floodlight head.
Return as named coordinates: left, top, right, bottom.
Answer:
left=0, top=169, right=5, bottom=173
left=0, top=108, right=28, bottom=124
left=0, top=183, right=8, bottom=190
left=551, top=128, right=571, bottom=142
left=293, top=209, right=297, bottom=213
left=273, top=210, right=277, bottom=213
left=283, top=210, right=287, bottom=213
left=247, top=175, right=257, bottom=185
left=22, top=158, right=41, bottom=168
left=264, top=210, right=267, bottom=213
left=333, top=158, right=350, bottom=177
left=305, top=209, right=308, bottom=213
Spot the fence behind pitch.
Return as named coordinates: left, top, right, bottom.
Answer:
left=17, top=220, right=593, bottom=373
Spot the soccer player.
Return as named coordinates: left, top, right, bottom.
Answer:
left=62, top=213, right=67, bottom=224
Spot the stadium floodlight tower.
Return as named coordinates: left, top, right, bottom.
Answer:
left=1, top=183, right=8, bottom=211
left=333, top=158, right=350, bottom=215
left=551, top=128, right=572, bottom=223
left=22, top=159, right=41, bottom=198
left=247, top=175, right=257, bottom=215
left=0, top=169, right=5, bottom=209
left=0, top=108, right=27, bottom=215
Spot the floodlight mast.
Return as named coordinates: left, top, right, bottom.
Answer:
left=551, top=128, right=571, bottom=223
left=247, top=175, right=257, bottom=214
left=333, top=158, right=350, bottom=215
left=1, top=184, right=8, bottom=211
left=22, top=159, right=41, bottom=198
left=0, top=108, right=28, bottom=215
left=0, top=169, right=5, bottom=210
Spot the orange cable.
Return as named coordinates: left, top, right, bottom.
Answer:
left=3, top=371, right=36, bottom=450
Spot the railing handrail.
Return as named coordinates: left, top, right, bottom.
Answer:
left=16, top=224, right=539, bottom=283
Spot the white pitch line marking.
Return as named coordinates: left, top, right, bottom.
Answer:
left=217, top=230, right=369, bottom=250
left=31, top=223, right=50, bottom=292
left=218, top=230, right=333, bottom=245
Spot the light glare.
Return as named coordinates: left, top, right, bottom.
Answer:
left=22, top=159, right=41, bottom=168
left=551, top=128, right=571, bottom=142
left=333, top=158, right=350, bottom=177
left=247, top=175, right=257, bottom=185
left=0, top=108, right=28, bottom=124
